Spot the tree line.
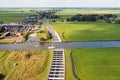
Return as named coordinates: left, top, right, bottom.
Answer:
left=39, top=10, right=60, bottom=19
left=66, top=14, right=120, bottom=24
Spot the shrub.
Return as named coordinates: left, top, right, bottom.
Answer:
left=0, top=73, right=5, bottom=80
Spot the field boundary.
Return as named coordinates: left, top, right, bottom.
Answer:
left=38, top=52, right=49, bottom=74
left=70, top=50, right=80, bottom=80
left=61, top=31, right=67, bottom=41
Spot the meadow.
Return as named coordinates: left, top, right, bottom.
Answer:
left=52, top=22, right=120, bottom=41
left=0, top=10, right=36, bottom=23
left=0, top=50, right=52, bottom=80
left=71, top=48, right=120, bottom=80
left=56, top=9, right=120, bottom=15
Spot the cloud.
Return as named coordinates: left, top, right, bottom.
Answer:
left=0, top=0, right=120, bottom=7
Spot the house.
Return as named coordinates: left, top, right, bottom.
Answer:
left=18, top=20, right=27, bottom=25
left=16, top=32, right=22, bottom=36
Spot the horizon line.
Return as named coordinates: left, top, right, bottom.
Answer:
left=0, top=7, right=120, bottom=9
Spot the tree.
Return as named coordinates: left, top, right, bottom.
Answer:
left=66, top=18, right=71, bottom=21
left=0, top=21, right=3, bottom=24
left=0, top=73, right=5, bottom=79
left=0, top=26, right=5, bottom=33
left=99, top=16, right=104, bottom=20
left=115, top=19, right=120, bottom=24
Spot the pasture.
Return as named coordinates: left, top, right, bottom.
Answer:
left=71, top=48, right=120, bottom=80
left=56, top=9, right=120, bottom=15
left=0, top=10, right=36, bottom=23
left=51, top=22, right=120, bottom=41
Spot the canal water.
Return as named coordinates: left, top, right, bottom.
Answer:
left=0, top=41, right=120, bottom=50
left=44, top=41, right=120, bottom=49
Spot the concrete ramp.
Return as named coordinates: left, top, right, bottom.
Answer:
left=48, top=49, right=65, bottom=80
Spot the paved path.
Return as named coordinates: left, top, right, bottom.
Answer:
left=46, top=20, right=61, bottom=42
left=46, top=20, right=65, bottom=80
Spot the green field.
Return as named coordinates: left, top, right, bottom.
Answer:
left=0, top=10, right=36, bottom=23
left=71, top=48, right=120, bottom=80
left=0, top=50, right=52, bottom=80
left=52, top=22, right=120, bottom=41
left=56, top=9, right=120, bottom=15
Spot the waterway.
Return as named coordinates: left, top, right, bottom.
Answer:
left=0, top=41, right=120, bottom=50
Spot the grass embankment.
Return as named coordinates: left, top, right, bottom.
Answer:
left=0, top=51, right=6, bottom=57
left=52, top=22, right=120, bottom=41
left=0, top=39, right=15, bottom=44
left=37, top=25, right=52, bottom=42
left=0, top=10, right=36, bottom=23
left=65, top=50, right=76, bottom=80
left=70, top=48, right=120, bottom=80
left=23, top=32, right=33, bottom=42
left=0, top=50, right=52, bottom=80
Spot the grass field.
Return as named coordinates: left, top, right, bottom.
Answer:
left=56, top=9, right=120, bottom=15
left=0, top=50, right=52, bottom=80
left=0, top=10, right=36, bottom=23
left=0, top=39, right=15, bottom=44
left=71, top=48, right=120, bottom=80
left=52, top=22, right=120, bottom=41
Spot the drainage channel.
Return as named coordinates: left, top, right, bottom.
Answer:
left=48, top=49, right=65, bottom=80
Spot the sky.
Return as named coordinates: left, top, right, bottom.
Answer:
left=0, top=0, right=120, bottom=8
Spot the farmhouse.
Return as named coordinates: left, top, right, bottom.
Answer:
left=18, top=20, right=27, bottom=25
